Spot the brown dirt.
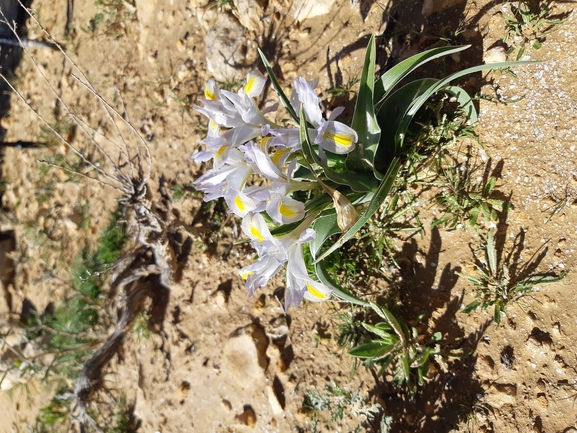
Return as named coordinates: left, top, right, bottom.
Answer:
left=1, top=0, right=576, bottom=432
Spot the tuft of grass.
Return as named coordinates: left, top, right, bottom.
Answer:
left=303, top=381, right=382, bottom=433
left=82, top=0, right=137, bottom=38
left=170, top=182, right=201, bottom=202
left=133, top=312, right=152, bottom=342
left=460, top=230, right=566, bottom=324
left=399, top=97, right=506, bottom=230
left=428, top=152, right=505, bottom=230
left=326, top=73, right=361, bottom=98
left=503, top=0, right=568, bottom=59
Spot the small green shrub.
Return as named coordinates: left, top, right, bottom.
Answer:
left=461, top=230, right=566, bottom=324
left=503, top=0, right=567, bottom=59
left=303, top=381, right=382, bottom=433
left=349, top=302, right=442, bottom=397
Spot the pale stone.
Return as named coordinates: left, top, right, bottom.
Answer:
left=205, top=13, right=251, bottom=82
left=222, top=324, right=268, bottom=387
left=266, top=316, right=289, bottom=341
left=292, top=0, right=336, bottom=22
left=212, top=290, right=227, bottom=306
left=233, top=0, right=265, bottom=34
left=267, top=385, right=284, bottom=415
left=484, top=46, right=507, bottom=64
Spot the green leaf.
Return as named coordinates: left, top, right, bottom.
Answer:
left=313, top=157, right=402, bottom=263
left=362, top=322, right=396, bottom=342
left=523, top=272, right=567, bottom=285
left=462, top=299, right=481, bottom=314
left=369, top=302, right=406, bottom=343
left=374, top=78, right=439, bottom=176
left=347, top=35, right=381, bottom=173
left=310, top=213, right=340, bottom=259
left=443, top=85, right=477, bottom=123
left=315, top=259, right=369, bottom=306
left=374, top=45, right=471, bottom=103
left=486, top=231, right=498, bottom=276
left=493, top=302, right=503, bottom=324
left=484, top=177, right=497, bottom=195
left=405, top=60, right=540, bottom=122
left=258, top=49, right=299, bottom=123
left=349, top=341, right=395, bottom=358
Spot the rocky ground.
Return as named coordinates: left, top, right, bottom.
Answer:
left=1, top=0, right=577, bottom=432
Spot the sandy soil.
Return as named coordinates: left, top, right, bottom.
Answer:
left=1, top=0, right=576, bottom=432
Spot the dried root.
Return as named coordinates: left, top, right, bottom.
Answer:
left=0, top=2, right=187, bottom=430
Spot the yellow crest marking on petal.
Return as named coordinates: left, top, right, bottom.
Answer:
left=239, top=270, right=253, bottom=280
left=271, top=148, right=290, bottom=166
left=259, top=136, right=271, bottom=152
left=323, top=130, right=354, bottom=148
left=234, top=195, right=246, bottom=212
left=307, top=282, right=328, bottom=300
left=209, top=119, right=219, bottom=133
left=244, top=76, right=256, bottom=96
left=204, top=89, right=216, bottom=100
left=278, top=202, right=298, bottom=218
left=250, top=226, right=265, bottom=242
left=215, top=145, right=227, bottom=160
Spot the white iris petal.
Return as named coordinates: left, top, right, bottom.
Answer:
left=315, top=120, right=357, bottom=154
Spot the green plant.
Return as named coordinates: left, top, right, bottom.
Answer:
left=461, top=230, right=566, bottom=324
left=327, top=73, right=361, bottom=98
left=0, top=208, right=128, bottom=430
left=402, top=95, right=481, bottom=177
left=82, top=0, right=137, bottom=38
left=193, top=35, right=533, bottom=310
left=29, top=390, right=74, bottom=432
left=349, top=302, right=442, bottom=396
left=170, top=182, right=201, bottom=201
left=542, top=184, right=577, bottom=223
left=429, top=151, right=505, bottom=230
left=107, top=394, right=140, bottom=433
left=503, top=0, right=567, bottom=59
left=303, top=381, right=382, bottom=433
left=133, top=312, right=152, bottom=342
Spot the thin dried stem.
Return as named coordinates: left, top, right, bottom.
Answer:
left=35, top=159, right=120, bottom=190
left=12, top=0, right=152, bottom=192
left=0, top=73, right=123, bottom=190
left=0, top=15, right=125, bottom=181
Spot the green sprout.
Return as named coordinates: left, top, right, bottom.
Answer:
left=303, top=381, right=382, bottom=433
left=503, top=0, right=567, bottom=59
left=461, top=230, right=566, bottom=324
left=349, top=302, right=442, bottom=397
left=429, top=154, right=506, bottom=230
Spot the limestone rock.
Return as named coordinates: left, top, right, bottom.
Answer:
left=484, top=46, right=507, bottom=64
left=267, top=385, right=283, bottom=415
left=292, top=0, right=336, bottom=22
left=222, top=324, right=269, bottom=387
left=205, top=13, right=251, bottom=82
left=233, top=0, right=266, bottom=34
